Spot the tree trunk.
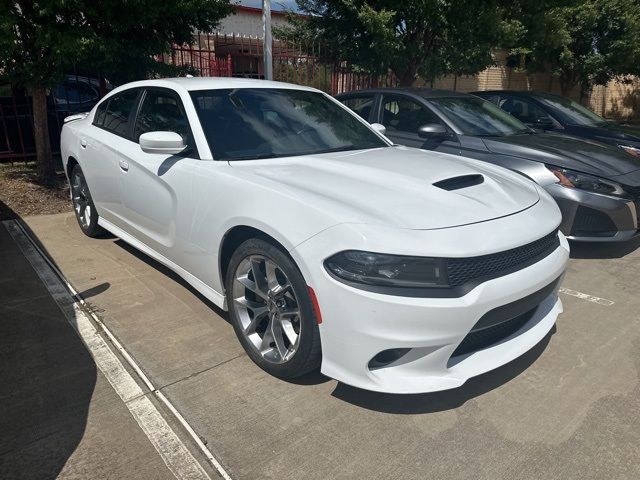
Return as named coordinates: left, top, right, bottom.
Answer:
left=559, top=73, right=576, bottom=98
left=397, top=63, right=419, bottom=87
left=32, top=86, right=54, bottom=184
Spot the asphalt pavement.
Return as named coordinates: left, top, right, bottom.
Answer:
left=2, top=212, right=640, bottom=479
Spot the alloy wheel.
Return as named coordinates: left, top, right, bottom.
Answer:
left=232, top=255, right=302, bottom=364
left=71, top=172, right=92, bottom=229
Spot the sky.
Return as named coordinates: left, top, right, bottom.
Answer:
left=237, top=0, right=299, bottom=12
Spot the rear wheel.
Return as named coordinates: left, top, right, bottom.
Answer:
left=70, top=165, right=105, bottom=238
left=226, top=238, right=321, bottom=379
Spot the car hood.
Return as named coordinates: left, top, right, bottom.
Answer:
left=230, top=146, right=539, bottom=230
left=570, top=122, right=640, bottom=147
left=482, top=133, right=640, bottom=177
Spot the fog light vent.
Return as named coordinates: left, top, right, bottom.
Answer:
left=368, top=348, right=411, bottom=370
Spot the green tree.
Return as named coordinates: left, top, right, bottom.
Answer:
left=0, top=0, right=233, bottom=183
left=509, top=0, right=640, bottom=98
left=277, top=0, right=520, bottom=86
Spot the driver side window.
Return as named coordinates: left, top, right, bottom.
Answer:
left=134, top=90, right=190, bottom=142
left=381, top=96, right=441, bottom=135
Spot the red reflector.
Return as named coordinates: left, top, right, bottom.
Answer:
left=307, top=286, right=323, bottom=324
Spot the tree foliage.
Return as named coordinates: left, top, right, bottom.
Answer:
left=276, top=0, right=520, bottom=86
left=508, top=0, right=640, bottom=96
left=0, top=0, right=233, bottom=181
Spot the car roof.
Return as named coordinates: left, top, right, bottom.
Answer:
left=473, top=90, right=563, bottom=100
left=108, top=77, right=319, bottom=95
left=337, top=87, right=470, bottom=99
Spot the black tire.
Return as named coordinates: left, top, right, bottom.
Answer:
left=225, top=238, right=322, bottom=379
left=70, top=164, right=106, bottom=238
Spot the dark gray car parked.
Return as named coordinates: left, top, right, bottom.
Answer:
left=336, top=88, right=640, bottom=241
left=474, top=90, right=640, bottom=158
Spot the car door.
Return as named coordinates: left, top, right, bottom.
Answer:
left=378, top=94, right=461, bottom=154
left=116, top=87, right=200, bottom=260
left=80, top=88, right=141, bottom=227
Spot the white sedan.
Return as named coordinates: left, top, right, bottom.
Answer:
left=61, top=78, right=569, bottom=394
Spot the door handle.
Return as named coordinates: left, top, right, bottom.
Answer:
left=119, top=159, right=129, bottom=171
left=80, top=139, right=87, bottom=149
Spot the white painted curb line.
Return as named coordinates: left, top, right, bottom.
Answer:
left=4, top=220, right=233, bottom=480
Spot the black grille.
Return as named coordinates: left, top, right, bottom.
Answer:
left=451, top=276, right=561, bottom=357
left=452, top=309, right=536, bottom=356
left=570, top=206, right=617, bottom=237
left=446, top=229, right=560, bottom=288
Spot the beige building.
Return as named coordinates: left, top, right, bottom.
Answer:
left=215, top=5, right=289, bottom=37
left=421, top=50, right=640, bottom=120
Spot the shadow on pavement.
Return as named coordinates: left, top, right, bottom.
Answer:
left=0, top=203, right=96, bottom=479
left=78, top=281, right=111, bottom=299
left=569, top=236, right=640, bottom=259
left=114, top=238, right=230, bottom=323
left=331, top=326, right=555, bottom=414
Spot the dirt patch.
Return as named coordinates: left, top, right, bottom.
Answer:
left=0, top=163, right=71, bottom=220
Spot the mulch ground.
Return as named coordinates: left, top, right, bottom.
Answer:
left=0, top=163, right=71, bottom=220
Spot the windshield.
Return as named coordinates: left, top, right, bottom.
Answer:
left=429, top=96, right=529, bottom=136
left=190, top=88, right=388, bottom=160
left=538, top=95, right=607, bottom=126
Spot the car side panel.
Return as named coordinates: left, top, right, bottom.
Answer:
left=112, top=137, right=184, bottom=251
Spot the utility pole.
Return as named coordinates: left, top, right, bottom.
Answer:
left=262, top=0, right=273, bottom=80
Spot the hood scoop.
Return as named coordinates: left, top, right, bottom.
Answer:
left=433, top=174, right=484, bottom=191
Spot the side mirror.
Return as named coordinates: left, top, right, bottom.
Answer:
left=370, top=122, right=386, bottom=135
left=418, top=123, right=447, bottom=138
left=139, top=131, right=187, bottom=155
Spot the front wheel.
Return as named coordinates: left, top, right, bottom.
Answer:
left=225, top=238, right=322, bottom=379
left=70, top=165, right=105, bottom=238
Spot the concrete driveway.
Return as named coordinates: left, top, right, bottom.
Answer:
left=18, top=213, right=640, bottom=479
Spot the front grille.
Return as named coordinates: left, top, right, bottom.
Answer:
left=452, top=308, right=536, bottom=357
left=570, top=206, right=617, bottom=237
left=447, top=229, right=560, bottom=288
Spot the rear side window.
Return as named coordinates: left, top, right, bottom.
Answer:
left=54, top=81, right=98, bottom=106
left=133, top=90, right=190, bottom=141
left=340, top=95, right=375, bottom=121
left=97, top=90, right=139, bottom=137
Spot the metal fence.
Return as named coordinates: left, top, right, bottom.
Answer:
left=162, top=33, right=396, bottom=94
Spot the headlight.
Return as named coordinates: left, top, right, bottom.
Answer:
left=324, top=250, right=449, bottom=288
left=545, top=165, right=626, bottom=197
left=619, top=144, right=640, bottom=158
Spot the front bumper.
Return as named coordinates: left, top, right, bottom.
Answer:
left=546, top=184, right=638, bottom=242
left=292, top=218, right=569, bottom=394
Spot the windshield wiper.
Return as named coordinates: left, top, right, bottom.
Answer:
left=315, top=145, right=364, bottom=154
left=228, top=152, right=283, bottom=161
left=511, top=128, right=535, bottom=135
left=227, top=144, right=383, bottom=161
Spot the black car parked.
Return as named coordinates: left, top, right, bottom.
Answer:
left=336, top=88, right=640, bottom=242
left=474, top=90, right=640, bottom=159
left=0, top=75, right=110, bottom=161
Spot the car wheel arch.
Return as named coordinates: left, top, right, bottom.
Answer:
left=218, top=225, right=291, bottom=291
left=66, top=156, right=79, bottom=179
